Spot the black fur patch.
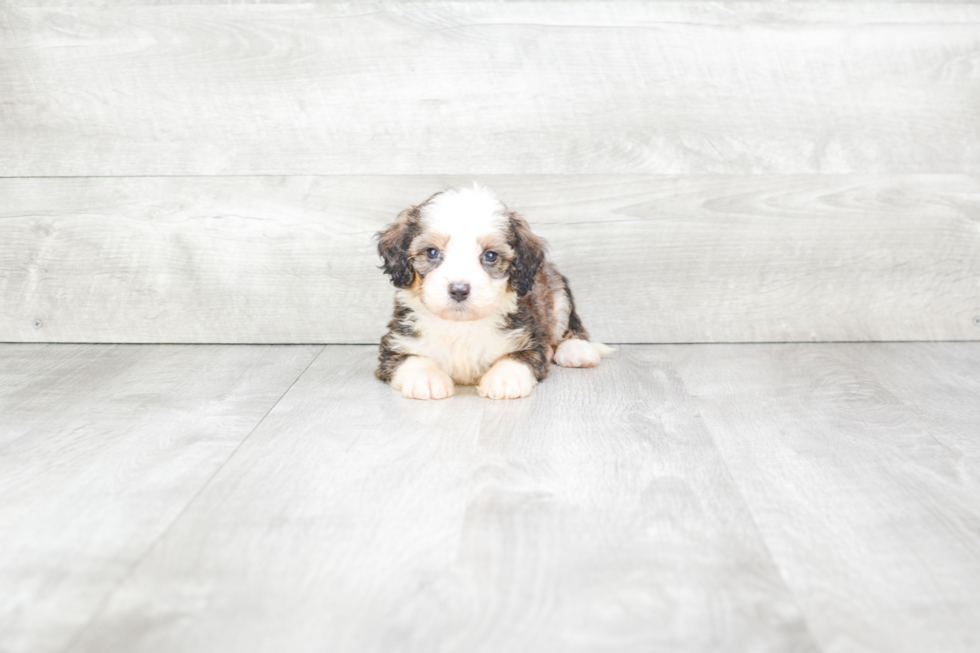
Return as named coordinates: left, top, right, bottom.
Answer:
left=375, top=207, right=422, bottom=289
left=375, top=300, right=419, bottom=382
left=506, top=212, right=546, bottom=297
left=504, top=291, right=553, bottom=381
left=504, top=348, right=550, bottom=381
left=559, top=274, right=590, bottom=342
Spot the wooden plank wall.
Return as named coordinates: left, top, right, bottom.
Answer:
left=2, top=2, right=978, bottom=343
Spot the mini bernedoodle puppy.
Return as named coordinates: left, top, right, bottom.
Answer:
left=375, top=183, right=612, bottom=400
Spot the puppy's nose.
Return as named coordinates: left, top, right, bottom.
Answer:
left=449, top=283, right=471, bottom=303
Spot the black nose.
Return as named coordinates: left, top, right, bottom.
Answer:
left=449, top=283, right=471, bottom=303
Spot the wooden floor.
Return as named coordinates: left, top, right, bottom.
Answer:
left=1, top=343, right=978, bottom=653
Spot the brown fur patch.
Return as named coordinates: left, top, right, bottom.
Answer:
left=476, top=234, right=513, bottom=279
left=410, top=230, right=450, bottom=257
left=497, top=262, right=591, bottom=380
left=407, top=272, right=425, bottom=299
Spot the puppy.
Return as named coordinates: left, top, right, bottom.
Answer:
left=375, top=184, right=612, bottom=400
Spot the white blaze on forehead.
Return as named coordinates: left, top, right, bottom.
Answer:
left=415, top=183, right=514, bottom=322
left=424, top=184, right=508, bottom=241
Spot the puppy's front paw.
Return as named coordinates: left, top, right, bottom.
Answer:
left=392, top=357, right=455, bottom=400
left=554, top=338, right=601, bottom=368
left=477, top=358, right=537, bottom=400
left=401, top=371, right=454, bottom=400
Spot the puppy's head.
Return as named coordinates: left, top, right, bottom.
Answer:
left=376, top=184, right=546, bottom=321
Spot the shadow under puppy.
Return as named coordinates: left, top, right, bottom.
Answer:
left=376, top=183, right=612, bottom=400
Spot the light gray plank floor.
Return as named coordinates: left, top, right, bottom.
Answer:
left=669, top=343, right=980, bottom=653
left=2, top=343, right=978, bottom=652
left=0, top=344, right=322, bottom=653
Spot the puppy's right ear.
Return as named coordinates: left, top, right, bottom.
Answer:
left=376, top=207, right=420, bottom=289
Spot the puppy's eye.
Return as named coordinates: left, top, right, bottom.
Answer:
left=425, top=247, right=440, bottom=260
left=482, top=250, right=499, bottom=263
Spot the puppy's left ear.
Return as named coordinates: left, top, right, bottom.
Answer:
left=507, top=211, right=546, bottom=297
left=376, top=207, right=420, bottom=288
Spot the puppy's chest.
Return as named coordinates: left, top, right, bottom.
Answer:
left=406, top=315, right=524, bottom=385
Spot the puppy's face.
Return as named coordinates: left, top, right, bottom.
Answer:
left=377, top=186, right=545, bottom=321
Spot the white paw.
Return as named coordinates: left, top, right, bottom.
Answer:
left=554, top=338, right=601, bottom=368
left=477, top=358, right=537, bottom=400
left=392, top=357, right=455, bottom=400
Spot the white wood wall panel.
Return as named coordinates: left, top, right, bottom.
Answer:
left=7, top=0, right=979, bottom=5
left=2, top=175, right=978, bottom=344
left=1, top=3, right=979, bottom=176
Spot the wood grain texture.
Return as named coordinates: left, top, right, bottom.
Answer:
left=2, top=3, right=979, bottom=176
left=63, top=345, right=817, bottom=653
left=2, top=175, right=978, bottom=344
left=670, top=342, right=980, bottom=653
left=0, top=343, right=321, bottom=653
left=9, top=0, right=978, bottom=5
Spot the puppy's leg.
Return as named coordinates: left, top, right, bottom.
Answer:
left=554, top=338, right=604, bottom=368
left=391, top=356, right=455, bottom=400
left=478, top=359, right=536, bottom=400
left=376, top=306, right=453, bottom=400
left=554, top=275, right=614, bottom=368
left=478, top=350, right=548, bottom=400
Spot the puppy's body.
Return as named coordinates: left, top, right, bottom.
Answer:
left=376, top=184, right=610, bottom=399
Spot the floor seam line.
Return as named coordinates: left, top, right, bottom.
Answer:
left=702, top=423, right=827, bottom=652
left=57, top=344, right=326, bottom=653
left=667, top=355, right=828, bottom=653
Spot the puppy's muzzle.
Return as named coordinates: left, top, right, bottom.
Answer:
left=449, top=283, right=471, bottom=303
